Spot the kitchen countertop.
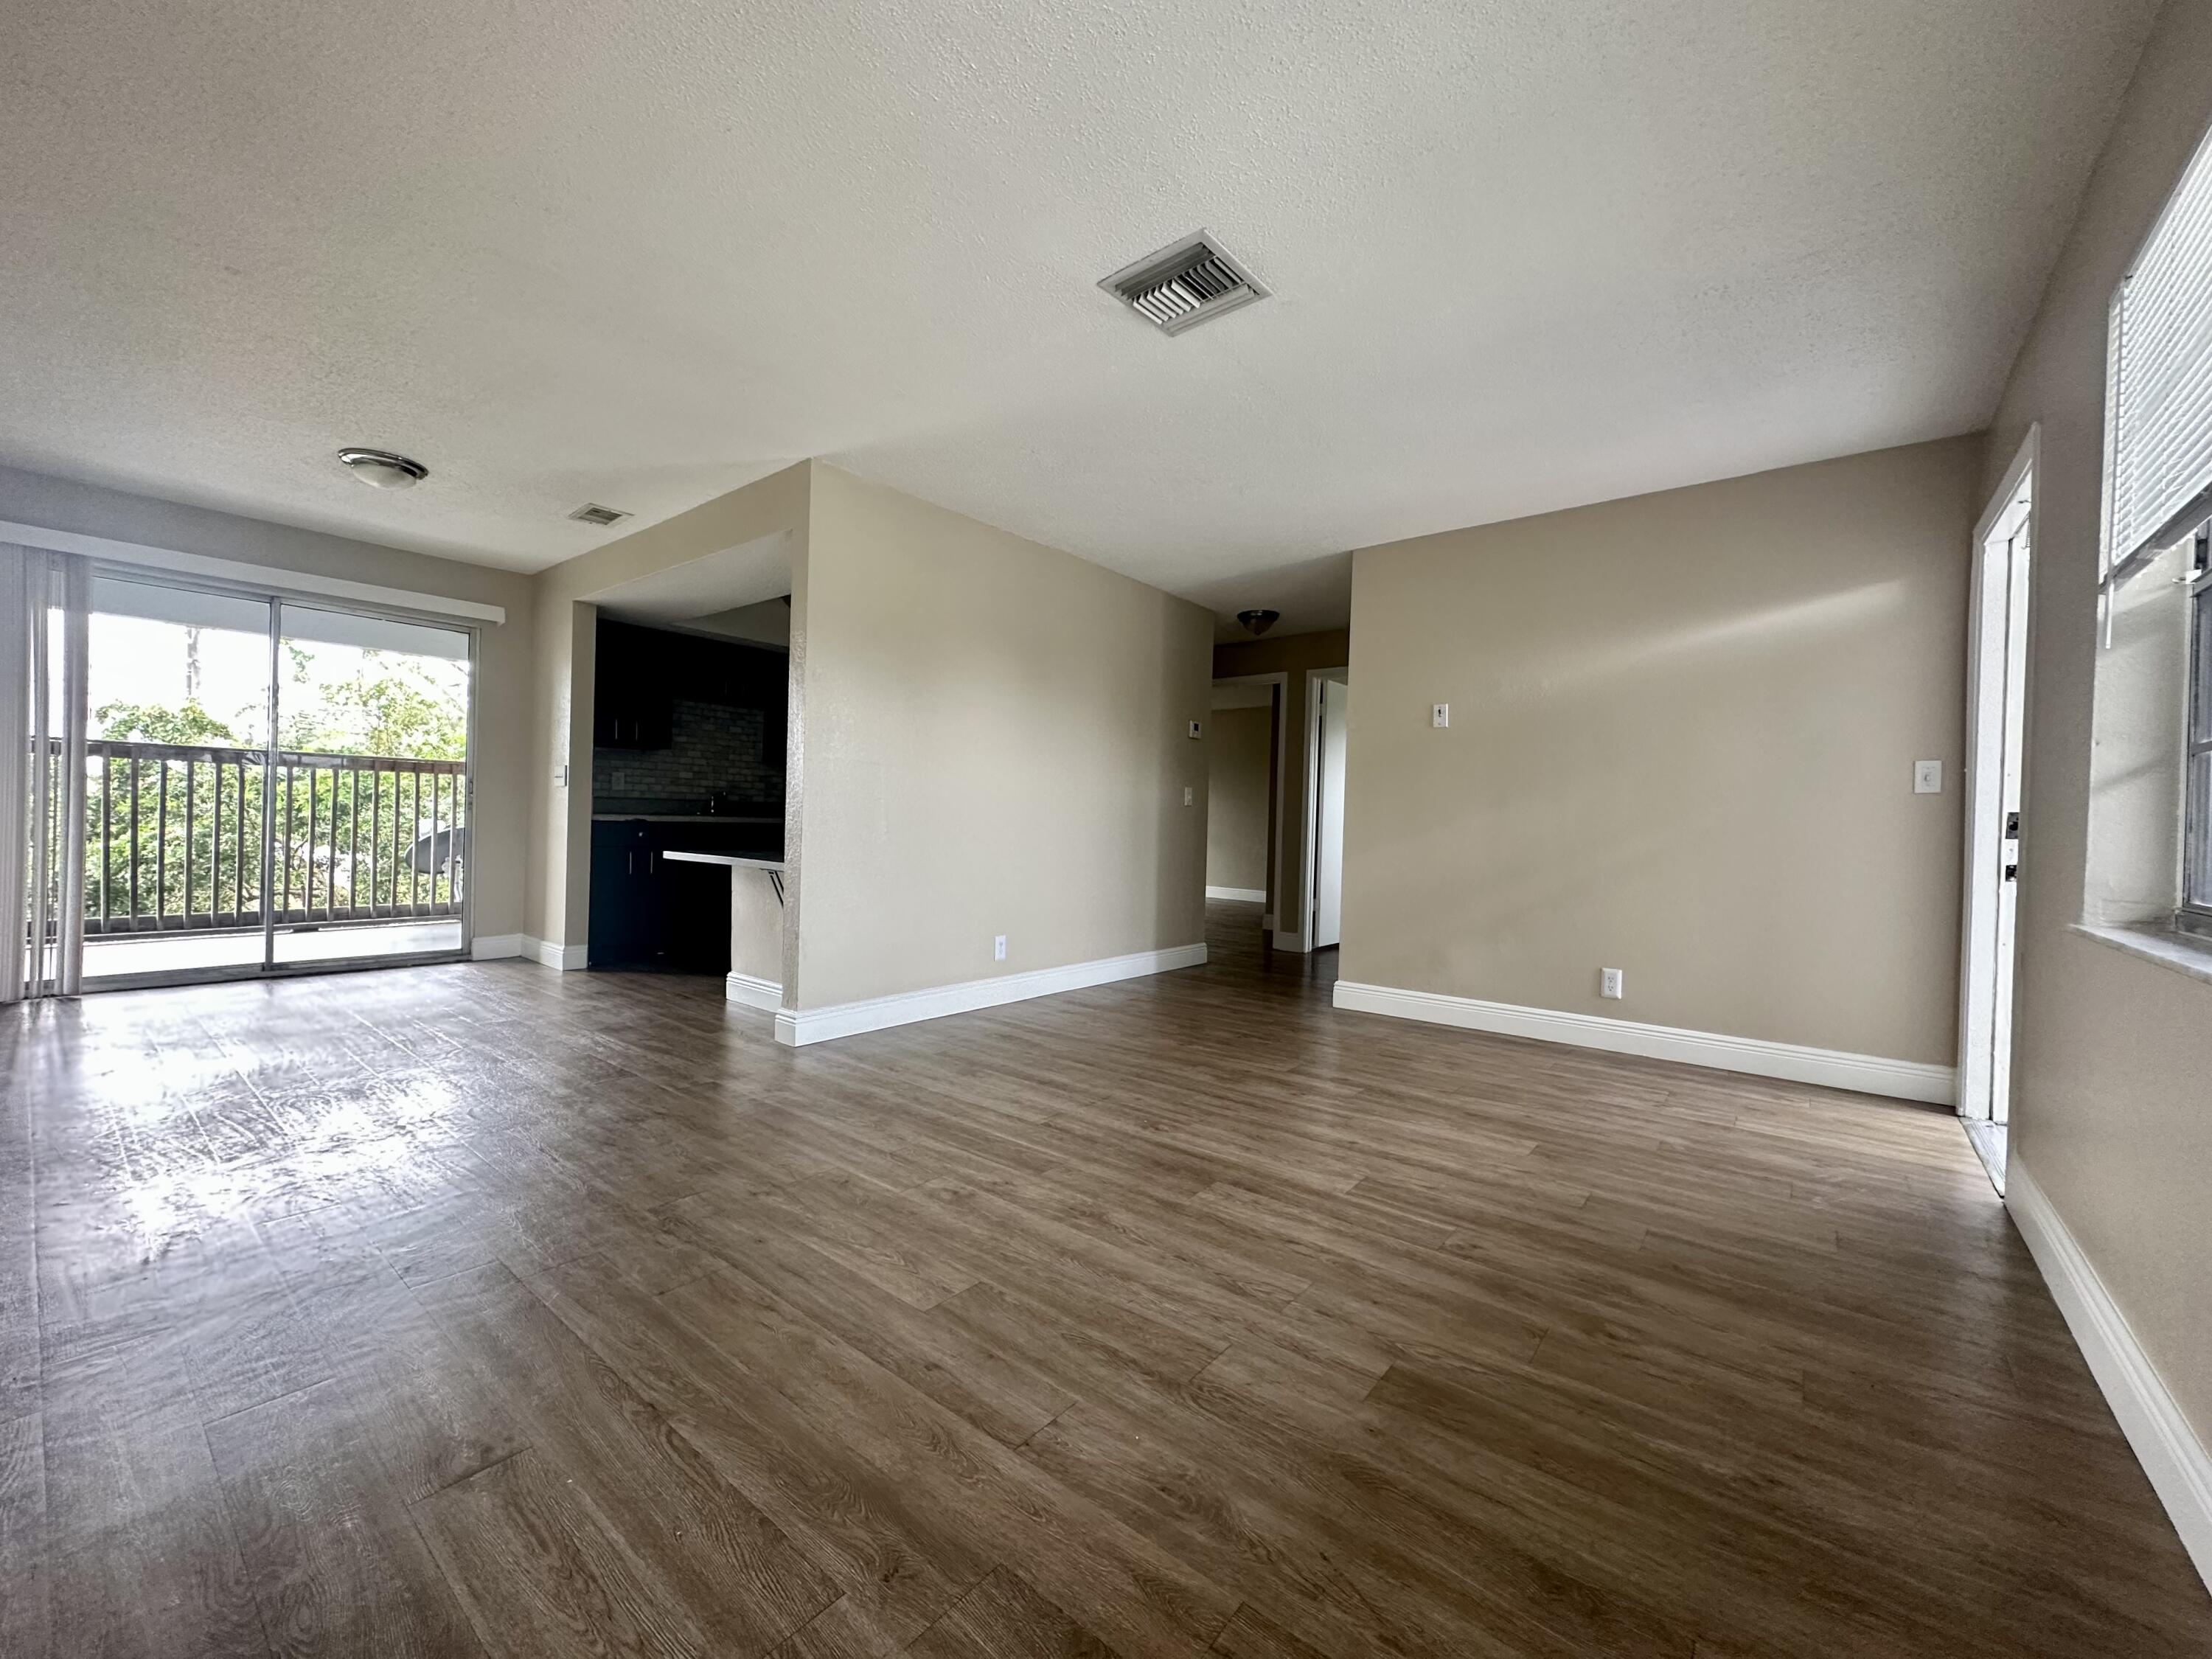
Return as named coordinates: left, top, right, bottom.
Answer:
left=661, top=852, right=786, bottom=872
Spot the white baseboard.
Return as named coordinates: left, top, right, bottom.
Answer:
left=470, top=933, right=524, bottom=961
left=2007, top=1160, right=2212, bottom=1591
left=524, top=936, right=587, bottom=971
left=1206, top=886, right=1267, bottom=903
left=775, top=942, right=1206, bottom=1047
left=725, top=971, right=782, bottom=1012
left=1329, top=980, right=1956, bottom=1105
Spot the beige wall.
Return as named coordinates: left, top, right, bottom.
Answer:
left=1207, top=705, right=1272, bottom=892
left=1981, top=0, right=2212, bottom=1440
left=1340, top=437, right=1980, bottom=1064
left=0, top=465, right=538, bottom=945
left=1214, top=629, right=1350, bottom=942
left=792, top=463, right=1211, bottom=1008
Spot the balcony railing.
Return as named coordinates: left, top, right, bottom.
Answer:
left=79, top=740, right=467, bottom=936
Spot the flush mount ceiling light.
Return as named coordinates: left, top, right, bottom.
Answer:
left=1237, top=608, right=1281, bottom=636
left=1099, top=230, right=1267, bottom=335
left=336, top=448, right=428, bottom=490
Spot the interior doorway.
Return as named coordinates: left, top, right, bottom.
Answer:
left=1206, top=672, right=1287, bottom=930
left=1957, top=432, right=2035, bottom=1190
left=1309, top=670, right=1350, bottom=950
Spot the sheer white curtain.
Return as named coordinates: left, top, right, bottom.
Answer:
left=1, top=544, right=90, bottom=1003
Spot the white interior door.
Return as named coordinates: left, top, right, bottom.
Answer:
left=1312, top=677, right=1349, bottom=948
left=1958, top=462, right=2032, bottom=1127
left=1987, top=515, right=2031, bottom=1124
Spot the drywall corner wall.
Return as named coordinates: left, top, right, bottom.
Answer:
left=0, top=465, right=538, bottom=945
left=1213, top=630, right=1350, bottom=944
left=779, top=512, right=810, bottom=1007
left=524, top=597, right=595, bottom=948
left=1340, top=437, right=1979, bottom=1067
left=790, top=462, right=1211, bottom=1009
left=1207, top=704, right=1272, bottom=893
left=1980, top=0, right=2212, bottom=1463
left=526, top=462, right=810, bottom=956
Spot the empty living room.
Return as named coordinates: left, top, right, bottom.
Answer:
left=7, top=0, right=2212, bottom=1654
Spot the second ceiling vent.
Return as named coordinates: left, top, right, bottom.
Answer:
left=1099, top=231, right=1267, bottom=336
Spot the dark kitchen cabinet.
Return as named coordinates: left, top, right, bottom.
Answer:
left=595, top=702, right=672, bottom=750
left=588, top=822, right=658, bottom=965
left=588, top=818, right=773, bottom=973
left=593, top=627, right=674, bottom=750
left=594, top=619, right=787, bottom=754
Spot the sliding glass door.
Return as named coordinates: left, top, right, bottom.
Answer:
left=269, top=604, right=471, bottom=969
left=76, top=571, right=473, bottom=987
left=80, top=574, right=276, bottom=982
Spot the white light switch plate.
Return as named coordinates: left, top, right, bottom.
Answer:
left=1432, top=703, right=1450, bottom=728
left=1913, top=759, right=1943, bottom=794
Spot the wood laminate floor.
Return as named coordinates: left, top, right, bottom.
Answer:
left=2, top=901, right=2206, bottom=1657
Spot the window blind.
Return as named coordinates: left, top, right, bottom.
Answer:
left=2107, top=124, right=2212, bottom=579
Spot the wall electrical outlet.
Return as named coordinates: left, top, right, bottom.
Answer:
left=993, top=935, right=1007, bottom=961
left=1183, top=786, right=1194, bottom=806
left=1433, top=703, right=1450, bottom=728
left=1913, top=759, right=1944, bottom=794
left=1600, top=967, right=1624, bottom=1000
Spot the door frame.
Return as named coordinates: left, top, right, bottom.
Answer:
left=1957, top=425, right=2038, bottom=1125
left=1211, top=670, right=1290, bottom=930
left=75, top=561, right=481, bottom=990
left=1302, top=665, right=1350, bottom=951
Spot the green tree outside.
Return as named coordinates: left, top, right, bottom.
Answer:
left=83, top=651, right=469, bottom=931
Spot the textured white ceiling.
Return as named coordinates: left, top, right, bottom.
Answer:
left=0, top=0, right=2157, bottom=633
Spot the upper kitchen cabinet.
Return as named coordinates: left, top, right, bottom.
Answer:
left=594, top=621, right=675, bottom=749
left=593, top=618, right=790, bottom=751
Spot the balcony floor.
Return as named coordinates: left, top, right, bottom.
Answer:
left=83, top=919, right=464, bottom=981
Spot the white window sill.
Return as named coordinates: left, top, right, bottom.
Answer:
left=2072, top=921, right=2212, bottom=988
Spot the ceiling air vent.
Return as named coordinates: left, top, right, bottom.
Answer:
left=1099, top=231, right=1267, bottom=335
left=569, top=503, right=631, bottom=527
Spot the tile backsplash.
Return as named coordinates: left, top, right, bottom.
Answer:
left=593, top=699, right=780, bottom=808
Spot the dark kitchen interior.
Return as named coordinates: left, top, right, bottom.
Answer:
left=588, top=616, right=786, bottom=973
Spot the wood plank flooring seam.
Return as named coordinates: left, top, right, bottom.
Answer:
left=9, top=903, right=2207, bottom=1658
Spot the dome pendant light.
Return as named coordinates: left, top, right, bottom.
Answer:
left=337, top=448, right=428, bottom=490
